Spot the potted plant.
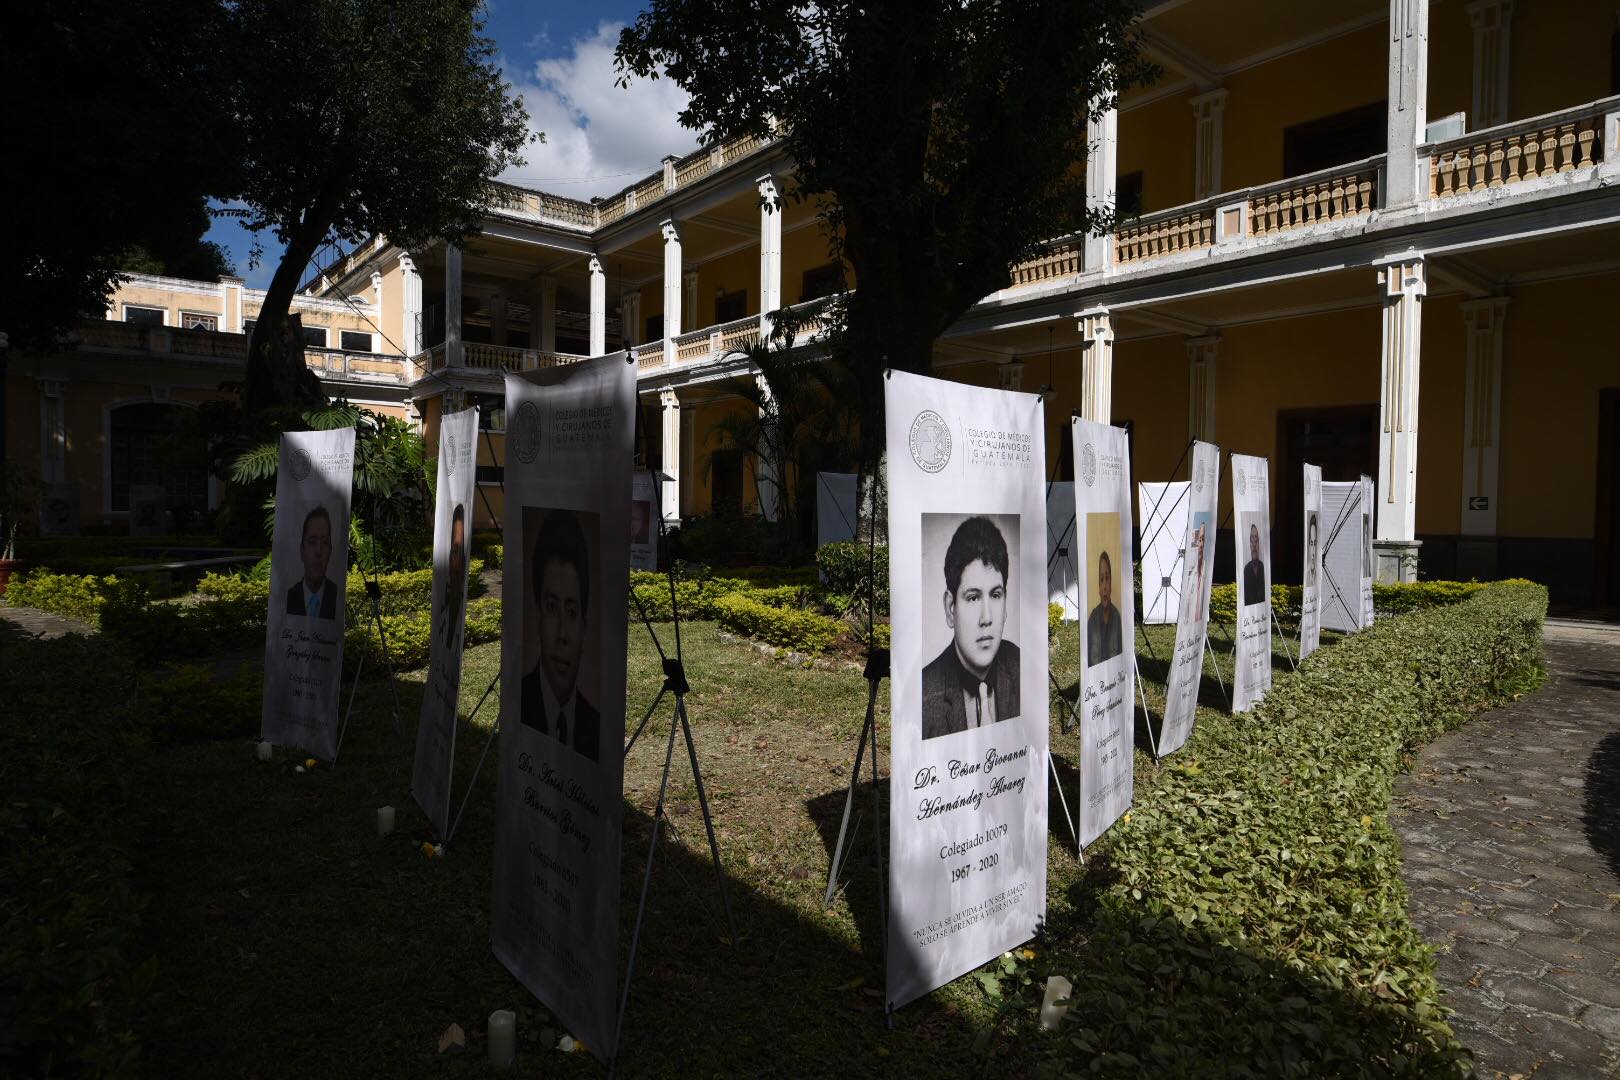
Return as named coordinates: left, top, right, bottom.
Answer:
left=0, top=463, right=41, bottom=598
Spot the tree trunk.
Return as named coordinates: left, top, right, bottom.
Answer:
left=244, top=204, right=334, bottom=416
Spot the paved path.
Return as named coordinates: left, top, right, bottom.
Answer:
left=1393, top=620, right=1620, bottom=1080
left=0, top=603, right=92, bottom=641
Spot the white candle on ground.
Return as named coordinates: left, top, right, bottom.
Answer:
left=487, top=1009, right=515, bottom=1066
left=376, top=806, right=395, bottom=836
left=255, top=740, right=272, bottom=762
left=1039, top=975, right=1073, bottom=1029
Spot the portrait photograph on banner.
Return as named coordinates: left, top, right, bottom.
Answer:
left=1299, top=464, right=1323, bottom=660
left=1071, top=417, right=1134, bottom=849
left=1360, top=474, right=1376, bottom=626
left=261, top=427, right=356, bottom=761
left=1158, top=442, right=1219, bottom=757
left=412, top=405, right=479, bottom=838
left=629, top=469, right=658, bottom=571
left=884, top=369, right=1049, bottom=1013
left=491, top=355, right=634, bottom=1061
left=1231, top=454, right=1273, bottom=713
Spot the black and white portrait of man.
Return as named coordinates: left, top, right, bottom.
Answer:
left=520, top=508, right=601, bottom=763
left=920, top=515, right=1022, bottom=741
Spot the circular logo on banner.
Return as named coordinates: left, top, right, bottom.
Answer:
left=510, top=401, right=541, bottom=464
left=289, top=449, right=313, bottom=483
left=1080, top=443, right=1097, bottom=487
left=908, top=411, right=951, bottom=473
left=444, top=432, right=457, bottom=475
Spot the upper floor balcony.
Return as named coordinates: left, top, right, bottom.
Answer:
left=74, top=320, right=410, bottom=387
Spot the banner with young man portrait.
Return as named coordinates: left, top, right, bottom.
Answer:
left=1231, top=454, right=1273, bottom=713
left=1158, top=441, right=1219, bottom=757
left=884, top=370, right=1049, bottom=1012
left=1070, top=418, right=1134, bottom=849
left=1299, top=464, right=1323, bottom=660
left=261, top=427, right=356, bottom=760
left=492, top=355, right=634, bottom=1060
left=412, top=405, right=479, bottom=838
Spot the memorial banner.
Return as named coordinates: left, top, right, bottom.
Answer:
left=1071, top=419, right=1134, bottom=849
left=630, top=469, right=658, bottom=571
left=1231, top=454, right=1273, bottom=713
left=1320, top=480, right=1363, bottom=633
left=1299, top=464, right=1323, bottom=660
left=1360, top=474, right=1376, bottom=627
left=412, top=406, right=479, bottom=838
left=1137, top=481, right=1190, bottom=625
left=1045, top=481, right=1079, bottom=621
left=1158, top=442, right=1219, bottom=757
left=884, top=370, right=1048, bottom=1012
left=491, top=354, right=633, bottom=1061
left=260, top=427, right=355, bottom=760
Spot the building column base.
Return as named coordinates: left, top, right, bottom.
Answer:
left=1374, top=538, right=1422, bottom=584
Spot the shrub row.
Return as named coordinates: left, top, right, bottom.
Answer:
left=1042, top=582, right=1547, bottom=1076
left=815, top=542, right=890, bottom=608
left=712, top=593, right=844, bottom=654
left=343, top=595, right=502, bottom=672
left=1205, top=577, right=1533, bottom=625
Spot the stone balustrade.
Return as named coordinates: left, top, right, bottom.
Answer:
left=1009, top=237, right=1085, bottom=287
left=1249, top=161, right=1379, bottom=236
left=1426, top=99, right=1613, bottom=198
left=1115, top=206, right=1215, bottom=265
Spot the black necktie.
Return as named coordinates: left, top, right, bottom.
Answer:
left=556, top=708, right=568, bottom=745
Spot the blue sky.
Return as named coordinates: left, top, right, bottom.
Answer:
left=207, top=1, right=696, bottom=288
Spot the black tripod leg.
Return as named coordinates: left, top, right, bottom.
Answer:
left=677, top=695, right=738, bottom=944
left=823, top=688, right=876, bottom=908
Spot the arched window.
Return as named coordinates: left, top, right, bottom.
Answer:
left=109, top=402, right=206, bottom=514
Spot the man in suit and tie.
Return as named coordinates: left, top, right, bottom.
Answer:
left=921, top=516, right=1021, bottom=741
left=1085, top=548, right=1123, bottom=667
left=285, top=505, right=338, bottom=619
left=438, top=504, right=467, bottom=651
left=521, top=509, right=600, bottom=762
left=1242, top=521, right=1267, bottom=608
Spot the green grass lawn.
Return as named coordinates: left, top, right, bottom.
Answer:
left=3, top=607, right=1331, bottom=1077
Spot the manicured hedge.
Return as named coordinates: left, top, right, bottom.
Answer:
left=1041, top=581, right=1546, bottom=1077
left=713, top=593, right=844, bottom=654
left=2, top=568, right=143, bottom=625
left=1207, top=577, right=1536, bottom=625
left=816, top=541, right=889, bottom=608
left=143, top=664, right=261, bottom=744
left=344, top=595, right=501, bottom=672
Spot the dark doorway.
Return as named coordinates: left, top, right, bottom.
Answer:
left=711, top=449, right=744, bottom=517
left=1283, top=102, right=1386, bottom=178
left=1597, top=389, right=1620, bottom=605
left=1276, top=406, right=1377, bottom=583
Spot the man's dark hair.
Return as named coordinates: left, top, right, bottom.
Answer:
left=302, top=504, right=331, bottom=539
left=451, top=503, right=466, bottom=531
left=532, top=509, right=590, bottom=615
left=943, top=516, right=1009, bottom=595
left=1097, top=549, right=1111, bottom=579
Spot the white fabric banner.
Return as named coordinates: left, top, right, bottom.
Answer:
left=412, top=406, right=479, bottom=838
left=1137, top=482, right=1190, bottom=625
left=1158, top=442, right=1219, bottom=757
left=816, top=471, right=859, bottom=548
left=261, top=427, right=355, bottom=760
left=1320, top=481, right=1363, bottom=633
left=1299, top=464, right=1323, bottom=660
left=1359, top=474, right=1376, bottom=627
left=630, top=469, right=658, bottom=571
left=884, top=370, right=1048, bottom=1012
left=1071, top=419, right=1134, bottom=849
left=1045, top=481, right=1079, bottom=621
left=492, top=354, right=634, bottom=1060
left=1231, top=454, right=1273, bottom=713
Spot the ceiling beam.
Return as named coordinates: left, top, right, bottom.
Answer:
left=1428, top=256, right=1501, bottom=299
left=1138, top=26, right=1221, bottom=91
left=1119, top=309, right=1212, bottom=337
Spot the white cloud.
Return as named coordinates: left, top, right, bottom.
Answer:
left=503, top=22, right=698, bottom=199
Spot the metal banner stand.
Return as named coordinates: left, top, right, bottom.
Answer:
left=1272, top=609, right=1297, bottom=671
left=610, top=449, right=738, bottom=1078
left=333, top=577, right=401, bottom=763
left=822, top=648, right=890, bottom=904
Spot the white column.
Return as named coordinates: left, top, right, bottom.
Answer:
left=221, top=277, right=244, bottom=333
left=1186, top=335, right=1220, bottom=442
left=587, top=258, right=606, bottom=356
left=661, top=220, right=682, bottom=366
left=490, top=293, right=508, bottom=347
left=400, top=256, right=422, bottom=356
left=1191, top=89, right=1228, bottom=199
left=1385, top=0, right=1430, bottom=207
left=1078, top=310, right=1114, bottom=422
left=620, top=289, right=641, bottom=347
left=758, top=175, right=783, bottom=339
left=445, top=243, right=463, bottom=367
left=1084, top=99, right=1118, bottom=272
left=1467, top=0, right=1514, bottom=129
left=531, top=275, right=557, bottom=353
left=755, top=373, right=779, bottom=521
left=1375, top=257, right=1426, bottom=578
left=1460, top=296, right=1508, bottom=535
left=659, top=388, right=681, bottom=524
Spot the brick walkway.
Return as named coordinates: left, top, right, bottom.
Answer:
left=1393, top=620, right=1620, bottom=1080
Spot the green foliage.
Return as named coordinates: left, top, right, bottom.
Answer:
left=1205, top=578, right=1534, bottom=625
left=3, top=568, right=147, bottom=625
left=0, top=635, right=154, bottom=1076
left=143, top=664, right=261, bottom=743
left=713, top=593, right=844, bottom=654
left=471, top=532, right=503, bottom=569
left=815, top=542, right=889, bottom=610
left=1048, top=603, right=1063, bottom=644
left=344, top=595, right=501, bottom=672
left=1042, top=582, right=1547, bottom=1078
left=667, top=514, right=802, bottom=567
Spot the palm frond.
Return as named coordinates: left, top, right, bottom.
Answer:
left=232, top=441, right=282, bottom=483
